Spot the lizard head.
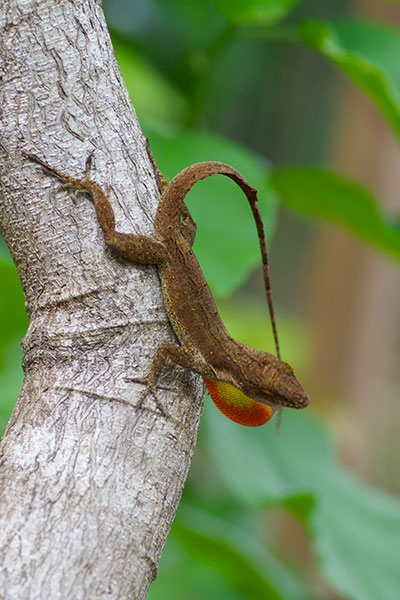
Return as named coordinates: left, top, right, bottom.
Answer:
left=203, top=347, right=309, bottom=427
left=244, top=351, right=309, bottom=409
left=218, top=343, right=310, bottom=411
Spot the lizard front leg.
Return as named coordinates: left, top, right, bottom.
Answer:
left=23, top=151, right=166, bottom=265
left=131, top=340, right=214, bottom=397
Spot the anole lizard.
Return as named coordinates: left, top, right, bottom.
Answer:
left=23, top=147, right=309, bottom=427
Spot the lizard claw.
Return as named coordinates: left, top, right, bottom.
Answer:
left=126, top=376, right=148, bottom=385
left=125, top=375, right=168, bottom=418
left=85, top=152, right=95, bottom=179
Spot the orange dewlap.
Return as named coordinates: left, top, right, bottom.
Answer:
left=203, top=378, right=275, bottom=427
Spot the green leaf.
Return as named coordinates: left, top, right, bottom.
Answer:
left=170, top=504, right=311, bottom=600
left=204, top=403, right=331, bottom=509
left=269, top=167, right=400, bottom=259
left=0, top=259, right=27, bottom=435
left=0, top=339, right=24, bottom=436
left=111, top=33, right=187, bottom=125
left=146, top=128, right=277, bottom=296
left=203, top=404, right=400, bottom=600
left=211, top=0, right=299, bottom=26
left=313, top=473, right=400, bottom=600
left=297, top=19, right=400, bottom=140
left=0, top=262, right=28, bottom=366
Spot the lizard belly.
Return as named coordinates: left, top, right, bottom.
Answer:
left=159, top=264, right=217, bottom=378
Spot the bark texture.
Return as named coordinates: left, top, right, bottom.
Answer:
left=0, top=1, right=203, bottom=598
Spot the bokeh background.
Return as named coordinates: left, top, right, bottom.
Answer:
left=2, top=1, right=400, bottom=598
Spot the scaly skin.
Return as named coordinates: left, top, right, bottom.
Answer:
left=23, top=149, right=309, bottom=426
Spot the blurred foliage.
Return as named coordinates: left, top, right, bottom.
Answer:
left=2, top=0, right=400, bottom=598
left=156, top=404, right=400, bottom=600
left=211, top=0, right=301, bottom=25
left=0, top=248, right=28, bottom=434
left=297, top=19, right=400, bottom=140
left=270, top=167, right=400, bottom=258
left=147, top=128, right=276, bottom=295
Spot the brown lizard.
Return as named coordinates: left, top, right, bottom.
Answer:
left=23, top=148, right=309, bottom=426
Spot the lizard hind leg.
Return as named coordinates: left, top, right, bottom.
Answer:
left=128, top=340, right=208, bottom=414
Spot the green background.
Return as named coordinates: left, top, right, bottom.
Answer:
left=2, top=1, right=400, bottom=598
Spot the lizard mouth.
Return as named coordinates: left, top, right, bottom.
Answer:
left=261, top=389, right=273, bottom=396
left=259, top=388, right=291, bottom=408
left=260, top=389, right=281, bottom=404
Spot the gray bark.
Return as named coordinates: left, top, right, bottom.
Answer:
left=0, top=1, right=203, bottom=598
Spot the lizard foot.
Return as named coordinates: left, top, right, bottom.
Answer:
left=126, top=376, right=168, bottom=418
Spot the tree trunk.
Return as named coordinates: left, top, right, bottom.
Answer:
left=0, top=1, right=203, bottom=598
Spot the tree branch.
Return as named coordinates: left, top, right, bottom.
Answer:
left=0, top=1, right=203, bottom=598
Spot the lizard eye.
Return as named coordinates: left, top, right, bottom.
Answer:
left=261, top=389, right=273, bottom=396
